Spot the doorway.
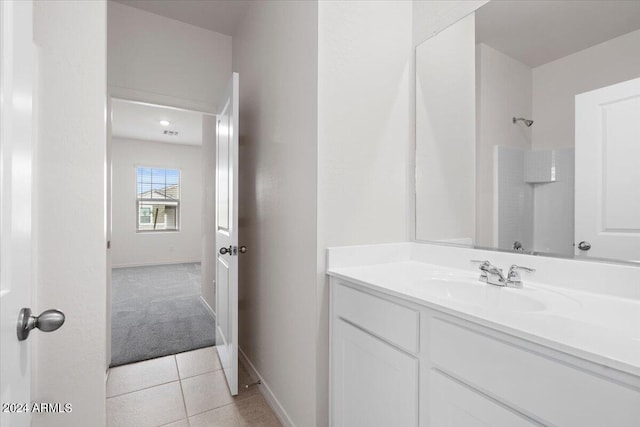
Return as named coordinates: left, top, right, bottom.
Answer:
left=108, top=98, right=217, bottom=367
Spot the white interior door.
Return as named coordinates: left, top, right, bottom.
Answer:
left=215, top=72, right=239, bottom=395
left=575, top=77, right=640, bottom=261
left=0, top=1, right=34, bottom=426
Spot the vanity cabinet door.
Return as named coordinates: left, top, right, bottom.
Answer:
left=331, top=318, right=419, bottom=427
left=430, top=370, right=538, bottom=427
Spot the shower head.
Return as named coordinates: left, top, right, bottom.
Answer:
left=513, top=117, right=534, bottom=127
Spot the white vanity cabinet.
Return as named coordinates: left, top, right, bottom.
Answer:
left=330, top=281, right=421, bottom=427
left=329, top=277, right=640, bottom=427
left=332, top=318, right=419, bottom=427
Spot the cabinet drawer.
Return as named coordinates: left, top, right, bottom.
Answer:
left=332, top=280, right=419, bottom=353
left=430, top=370, right=537, bottom=427
left=429, top=317, right=640, bottom=427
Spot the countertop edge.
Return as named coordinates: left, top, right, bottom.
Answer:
left=327, top=269, right=640, bottom=380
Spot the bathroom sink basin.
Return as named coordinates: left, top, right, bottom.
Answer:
left=420, top=278, right=547, bottom=312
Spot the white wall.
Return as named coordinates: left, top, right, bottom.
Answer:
left=318, top=2, right=413, bottom=425
left=476, top=43, right=533, bottom=247
left=33, top=1, right=107, bottom=425
left=413, top=0, right=488, bottom=47
left=107, top=1, right=231, bottom=112
left=110, top=138, right=202, bottom=267
left=233, top=2, right=413, bottom=425
left=232, top=1, right=319, bottom=425
left=532, top=29, right=640, bottom=150
left=415, top=13, right=476, bottom=242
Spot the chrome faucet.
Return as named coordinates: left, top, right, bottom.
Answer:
left=471, top=260, right=535, bottom=288
left=471, top=260, right=506, bottom=286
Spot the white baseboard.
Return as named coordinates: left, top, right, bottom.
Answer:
left=199, top=296, right=216, bottom=320
left=111, top=259, right=202, bottom=269
left=238, top=347, right=295, bottom=427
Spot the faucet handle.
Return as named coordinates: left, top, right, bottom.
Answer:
left=506, top=265, right=536, bottom=287
left=470, top=260, right=490, bottom=282
left=508, top=264, right=535, bottom=274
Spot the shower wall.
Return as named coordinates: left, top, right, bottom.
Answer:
left=494, top=147, right=575, bottom=255
left=476, top=43, right=532, bottom=247
left=494, top=146, right=533, bottom=250
left=532, top=148, right=575, bottom=255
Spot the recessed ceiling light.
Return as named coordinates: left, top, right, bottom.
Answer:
left=159, top=120, right=170, bottom=127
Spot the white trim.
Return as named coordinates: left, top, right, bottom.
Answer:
left=238, top=347, right=295, bottom=427
left=108, top=85, right=217, bottom=115
left=111, top=96, right=217, bottom=118
left=199, top=295, right=216, bottom=319
left=111, top=259, right=201, bottom=269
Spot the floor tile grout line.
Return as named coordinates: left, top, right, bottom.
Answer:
left=106, top=377, right=181, bottom=400
left=178, top=366, right=223, bottom=381
left=186, top=393, right=263, bottom=419
left=157, top=418, right=189, bottom=427
left=106, top=348, right=218, bottom=399
left=186, top=402, right=233, bottom=419
left=175, top=356, right=191, bottom=424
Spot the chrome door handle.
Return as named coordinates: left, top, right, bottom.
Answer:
left=220, top=246, right=247, bottom=255
left=17, top=308, right=65, bottom=341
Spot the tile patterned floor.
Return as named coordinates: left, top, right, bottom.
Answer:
left=106, top=346, right=281, bottom=427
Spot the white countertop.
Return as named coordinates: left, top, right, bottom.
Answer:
left=328, top=260, right=640, bottom=378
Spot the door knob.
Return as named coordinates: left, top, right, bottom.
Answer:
left=577, top=241, right=591, bottom=251
left=219, top=246, right=232, bottom=255
left=239, top=246, right=247, bottom=254
left=17, top=308, right=65, bottom=341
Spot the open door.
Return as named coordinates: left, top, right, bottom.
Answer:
left=215, top=72, right=239, bottom=395
left=575, top=77, right=640, bottom=261
left=0, top=1, right=34, bottom=426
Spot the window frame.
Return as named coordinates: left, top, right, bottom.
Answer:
left=135, top=166, right=182, bottom=233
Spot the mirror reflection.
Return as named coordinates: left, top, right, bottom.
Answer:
left=415, top=0, right=640, bottom=262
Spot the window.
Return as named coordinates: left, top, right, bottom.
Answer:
left=136, top=167, right=180, bottom=232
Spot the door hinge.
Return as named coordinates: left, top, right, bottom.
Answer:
left=107, top=240, right=111, bottom=249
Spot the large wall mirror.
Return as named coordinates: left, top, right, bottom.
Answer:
left=416, top=0, right=640, bottom=263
